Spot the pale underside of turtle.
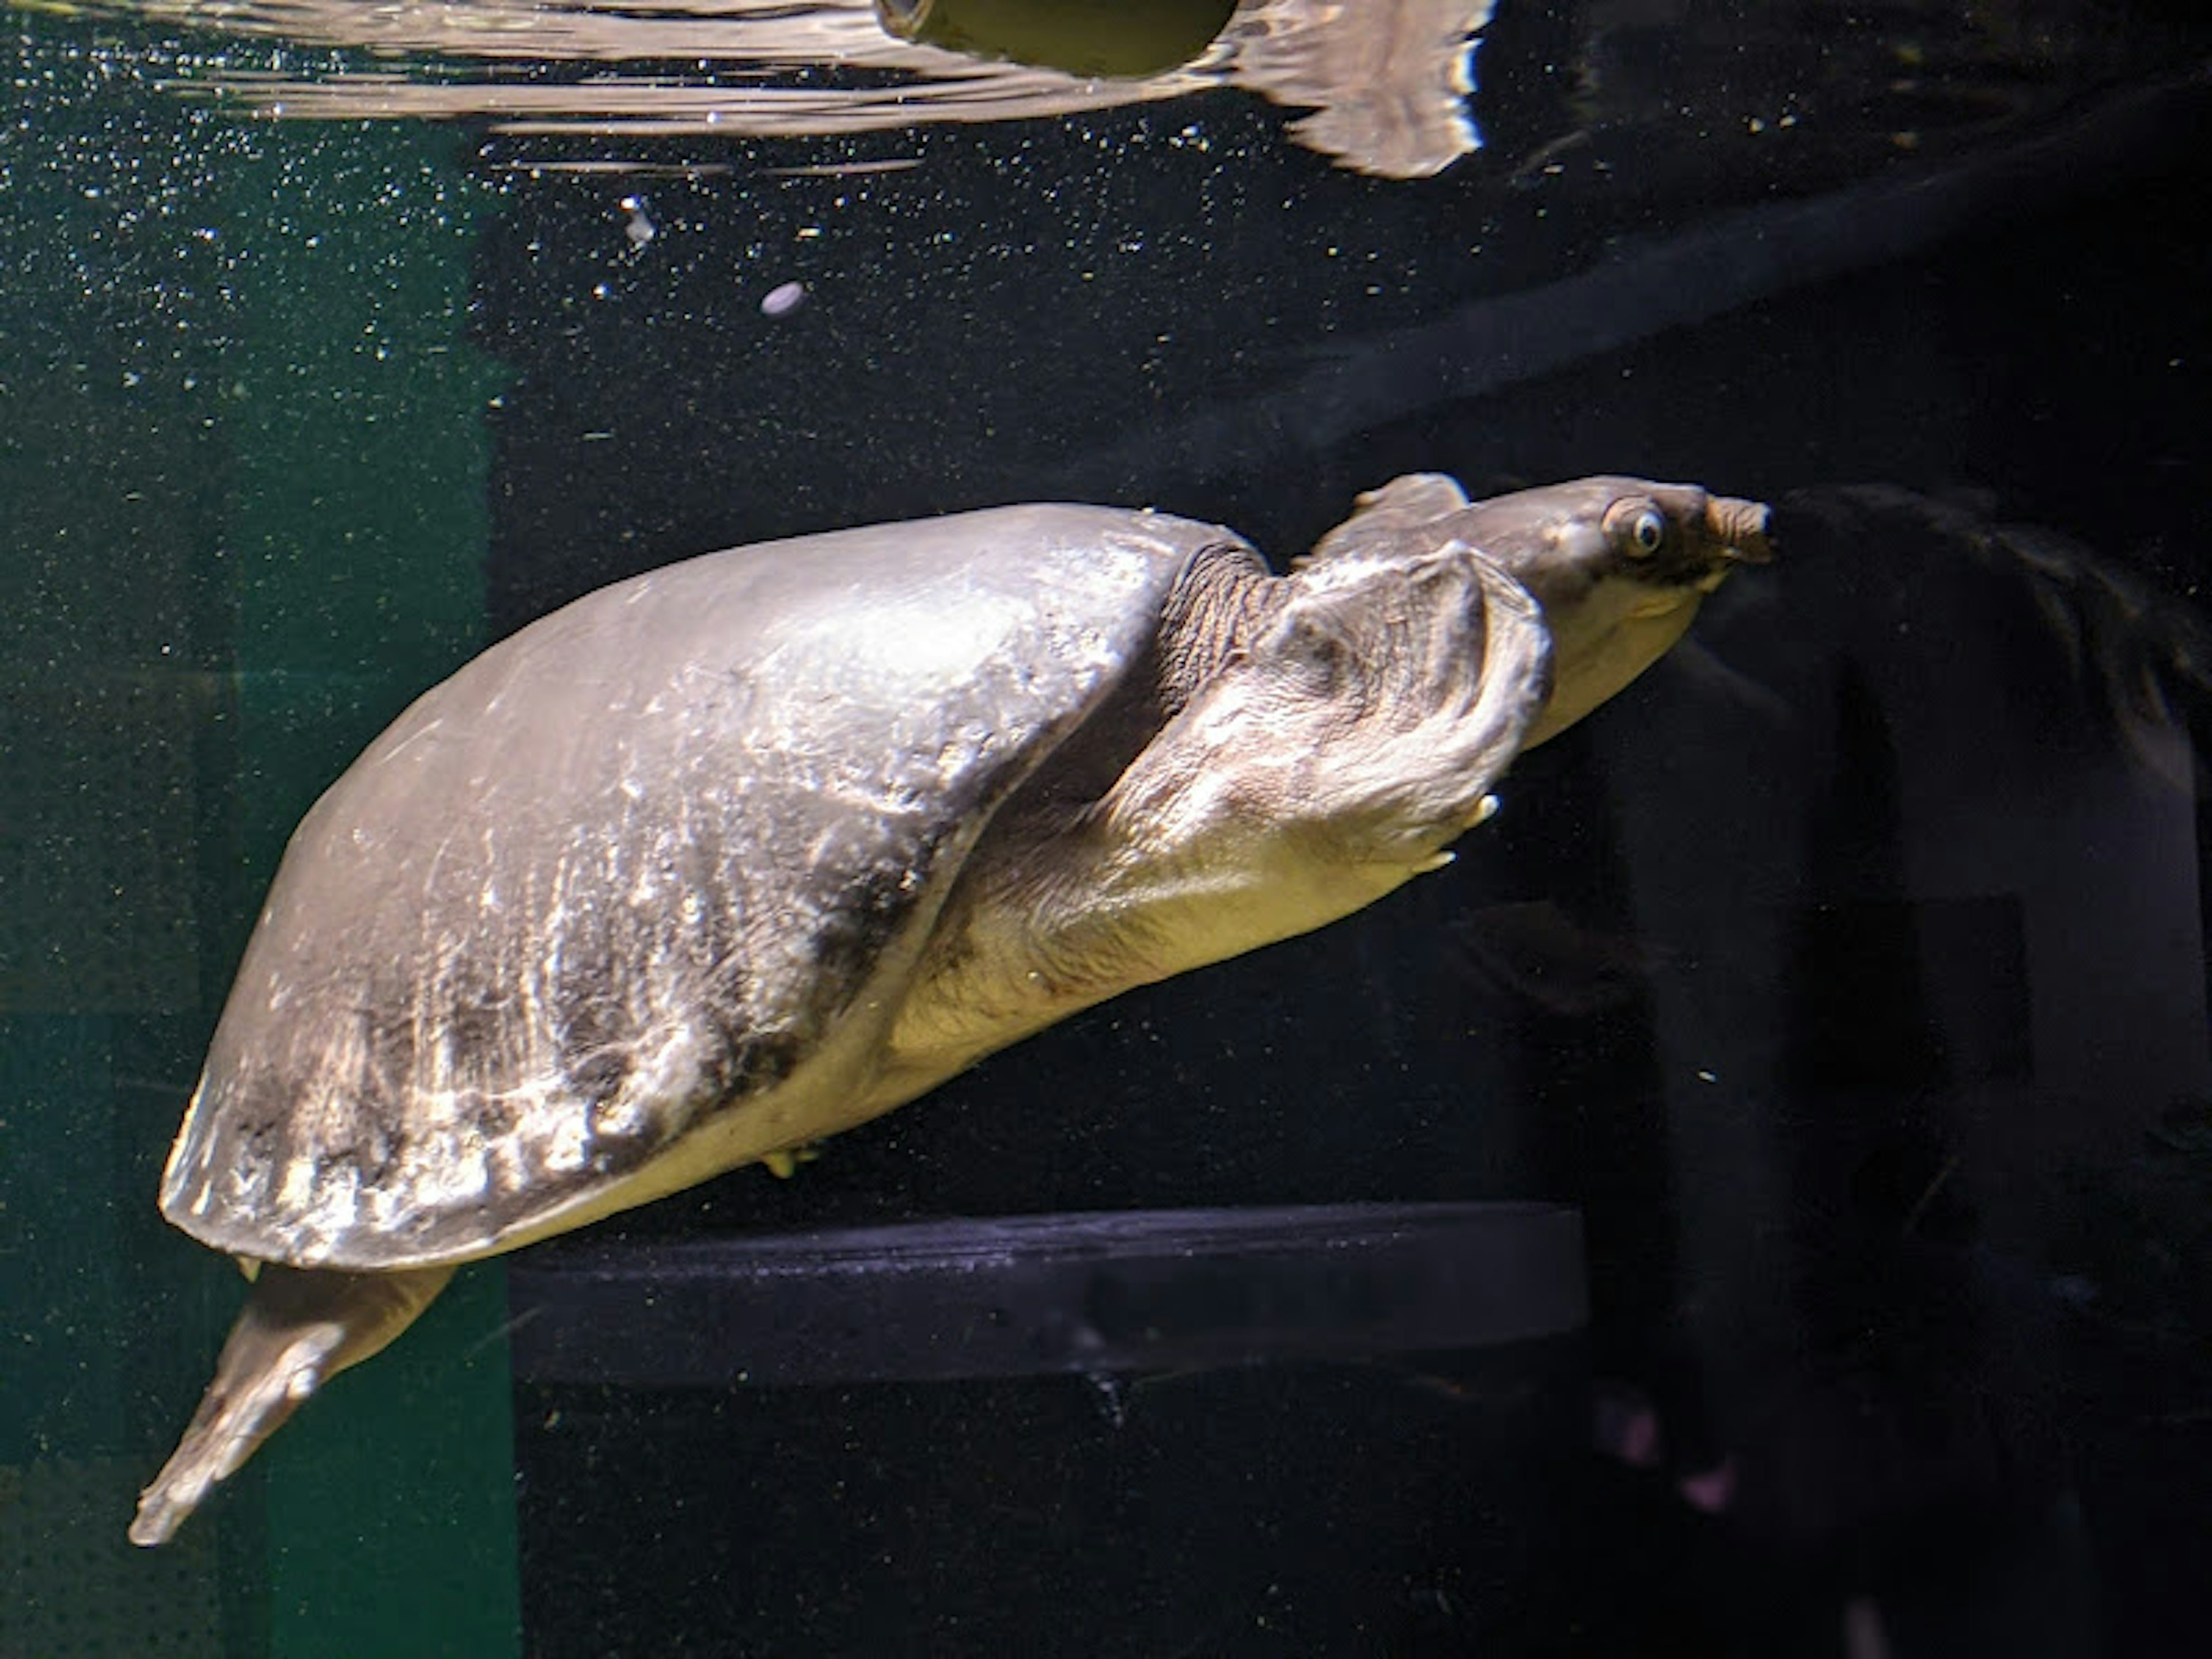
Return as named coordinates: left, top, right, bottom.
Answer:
left=130, top=471, right=1771, bottom=1546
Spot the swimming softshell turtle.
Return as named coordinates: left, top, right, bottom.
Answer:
left=131, top=472, right=1771, bottom=1545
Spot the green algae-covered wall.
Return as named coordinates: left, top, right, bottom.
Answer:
left=1, top=21, right=520, bottom=1655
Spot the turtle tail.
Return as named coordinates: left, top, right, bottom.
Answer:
left=130, top=1261, right=454, bottom=1547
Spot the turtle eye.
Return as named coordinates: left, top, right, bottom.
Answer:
left=1626, top=507, right=1666, bottom=556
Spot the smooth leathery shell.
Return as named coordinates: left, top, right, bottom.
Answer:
left=156, top=504, right=1245, bottom=1272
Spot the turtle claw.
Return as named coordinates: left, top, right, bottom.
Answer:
left=762, top=1142, right=824, bottom=1179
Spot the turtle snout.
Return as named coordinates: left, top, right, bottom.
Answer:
left=1706, top=496, right=1775, bottom=563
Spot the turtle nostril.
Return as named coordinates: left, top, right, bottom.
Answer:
left=1708, top=497, right=1775, bottom=562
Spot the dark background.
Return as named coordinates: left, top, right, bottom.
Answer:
left=3, top=1, right=2209, bottom=1653
left=463, top=10, right=2212, bottom=1656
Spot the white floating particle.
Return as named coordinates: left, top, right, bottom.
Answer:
left=761, top=280, right=807, bottom=317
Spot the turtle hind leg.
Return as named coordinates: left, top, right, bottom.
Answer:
left=130, top=1260, right=454, bottom=1547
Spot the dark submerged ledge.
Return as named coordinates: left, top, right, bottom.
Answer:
left=505, top=1200, right=1587, bottom=1388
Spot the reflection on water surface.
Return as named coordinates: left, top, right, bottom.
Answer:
left=46, top=0, right=1493, bottom=177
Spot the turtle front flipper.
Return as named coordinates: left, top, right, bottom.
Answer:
left=130, top=1261, right=454, bottom=1547
left=881, top=539, right=1551, bottom=1090
left=1093, top=540, right=1550, bottom=933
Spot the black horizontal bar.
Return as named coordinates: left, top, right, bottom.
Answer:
left=505, top=1200, right=1586, bottom=1388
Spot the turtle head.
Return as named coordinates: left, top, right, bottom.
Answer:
left=1451, top=476, right=1773, bottom=747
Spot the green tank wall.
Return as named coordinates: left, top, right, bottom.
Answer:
left=0, top=34, right=520, bottom=1656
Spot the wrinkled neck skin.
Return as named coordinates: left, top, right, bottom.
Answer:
left=1150, top=517, right=1702, bottom=751
left=874, top=541, right=1287, bottom=1097
left=1153, top=540, right=1289, bottom=708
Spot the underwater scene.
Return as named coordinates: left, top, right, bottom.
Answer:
left=3, top=1, right=2210, bottom=1653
